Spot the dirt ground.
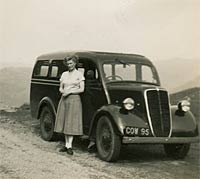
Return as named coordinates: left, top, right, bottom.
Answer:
left=0, top=107, right=199, bottom=179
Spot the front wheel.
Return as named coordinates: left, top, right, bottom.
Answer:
left=164, top=143, right=190, bottom=159
left=96, top=115, right=121, bottom=162
left=40, top=106, right=57, bottom=141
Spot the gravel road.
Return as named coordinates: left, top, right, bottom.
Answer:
left=0, top=108, right=199, bottom=179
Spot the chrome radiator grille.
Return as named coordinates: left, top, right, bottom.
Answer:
left=146, top=90, right=171, bottom=137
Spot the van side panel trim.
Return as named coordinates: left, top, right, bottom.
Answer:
left=32, top=78, right=59, bottom=83
left=31, top=78, right=60, bottom=86
left=31, top=81, right=59, bottom=86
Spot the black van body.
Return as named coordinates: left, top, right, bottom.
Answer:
left=30, top=51, right=198, bottom=162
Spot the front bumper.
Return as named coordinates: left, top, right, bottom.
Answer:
left=122, top=136, right=199, bottom=144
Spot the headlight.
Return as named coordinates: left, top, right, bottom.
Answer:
left=178, top=100, right=190, bottom=112
left=123, top=98, right=134, bottom=110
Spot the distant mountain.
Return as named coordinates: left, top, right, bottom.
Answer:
left=0, top=67, right=32, bottom=107
left=153, top=58, right=199, bottom=92
left=172, top=75, right=200, bottom=93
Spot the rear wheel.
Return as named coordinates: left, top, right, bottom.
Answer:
left=96, top=115, right=121, bottom=162
left=40, top=106, right=57, bottom=141
left=164, top=143, right=190, bottom=159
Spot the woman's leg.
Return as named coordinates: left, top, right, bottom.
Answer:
left=64, top=135, right=74, bottom=155
left=65, top=135, right=74, bottom=149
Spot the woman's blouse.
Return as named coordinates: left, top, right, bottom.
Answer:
left=60, top=69, right=85, bottom=94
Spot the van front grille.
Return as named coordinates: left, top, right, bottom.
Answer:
left=146, top=90, right=171, bottom=137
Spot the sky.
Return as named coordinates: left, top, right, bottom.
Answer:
left=1, top=0, right=200, bottom=68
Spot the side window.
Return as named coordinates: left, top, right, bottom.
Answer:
left=85, top=67, right=99, bottom=80
left=50, top=66, right=59, bottom=77
left=40, top=66, right=49, bottom=76
left=78, top=58, right=99, bottom=81
left=95, top=69, right=99, bottom=79
left=33, top=61, right=49, bottom=77
left=103, top=64, right=112, bottom=77
left=49, top=60, right=66, bottom=79
left=142, top=65, right=156, bottom=83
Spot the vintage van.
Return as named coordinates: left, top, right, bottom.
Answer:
left=30, top=51, right=199, bottom=162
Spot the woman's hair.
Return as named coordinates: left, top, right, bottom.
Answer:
left=64, top=55, right=79, bottom=65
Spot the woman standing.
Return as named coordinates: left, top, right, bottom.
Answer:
left=54, top=55, right=85, bottom=155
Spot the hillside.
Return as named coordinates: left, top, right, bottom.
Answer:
left=0, top=67, right=32, bottom=107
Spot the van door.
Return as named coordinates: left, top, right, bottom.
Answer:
left=78, top=59, right=107, bottom=134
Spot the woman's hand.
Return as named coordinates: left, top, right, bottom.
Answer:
left=59, top=87, right=64, bottom=93
left=62, top=88, right=72, bottom=97
left=62, top=92, right=71, bottom=97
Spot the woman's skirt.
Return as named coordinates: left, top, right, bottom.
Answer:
left=54, top=94, right=83, bottom=135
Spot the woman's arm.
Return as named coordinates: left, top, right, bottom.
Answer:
left=59, top=73, right=65, bottom=94
left=59, top=82, right=64, bottom=94
left=70, top=81, right=85, bottom=94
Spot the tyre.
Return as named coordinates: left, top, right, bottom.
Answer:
left=164, top=143, right=190, bottom=159
left=96, top=115, right=121, bottom=162
left=40, top=106, right=57, bottom=141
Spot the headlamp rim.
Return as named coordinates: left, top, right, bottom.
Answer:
left=122, top=98, right=135, bottom=110
left=177, top=100, right=190, bottom=112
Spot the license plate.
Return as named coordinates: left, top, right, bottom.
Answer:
left=125, top=126, right=150, bottom=136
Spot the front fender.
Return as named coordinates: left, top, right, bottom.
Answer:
left=89, top=105, right=148, bottom=138
left=170, top=105, right=198, bottom=137
left=37, top=97, right=57, bottom=119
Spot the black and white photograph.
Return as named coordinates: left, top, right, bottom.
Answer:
left=0, top=0, right=199, bottom=179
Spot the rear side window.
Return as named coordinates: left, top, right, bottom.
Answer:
left=39, top=66, right=49, bottom=76
left=50, top=66, right=59, bottom=77
left=49, top=60, right=66, bottom=79
left=49, top=60, right=86, bottom=79
left=33, top=60, right=50, bottom=77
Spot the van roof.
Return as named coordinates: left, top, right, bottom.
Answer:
left=36, top=50, right=151, bottom=64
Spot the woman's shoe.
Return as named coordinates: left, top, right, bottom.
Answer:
left=67, top=148, right=73, bottom=155
left=59, top=147, right=68, bottom=152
